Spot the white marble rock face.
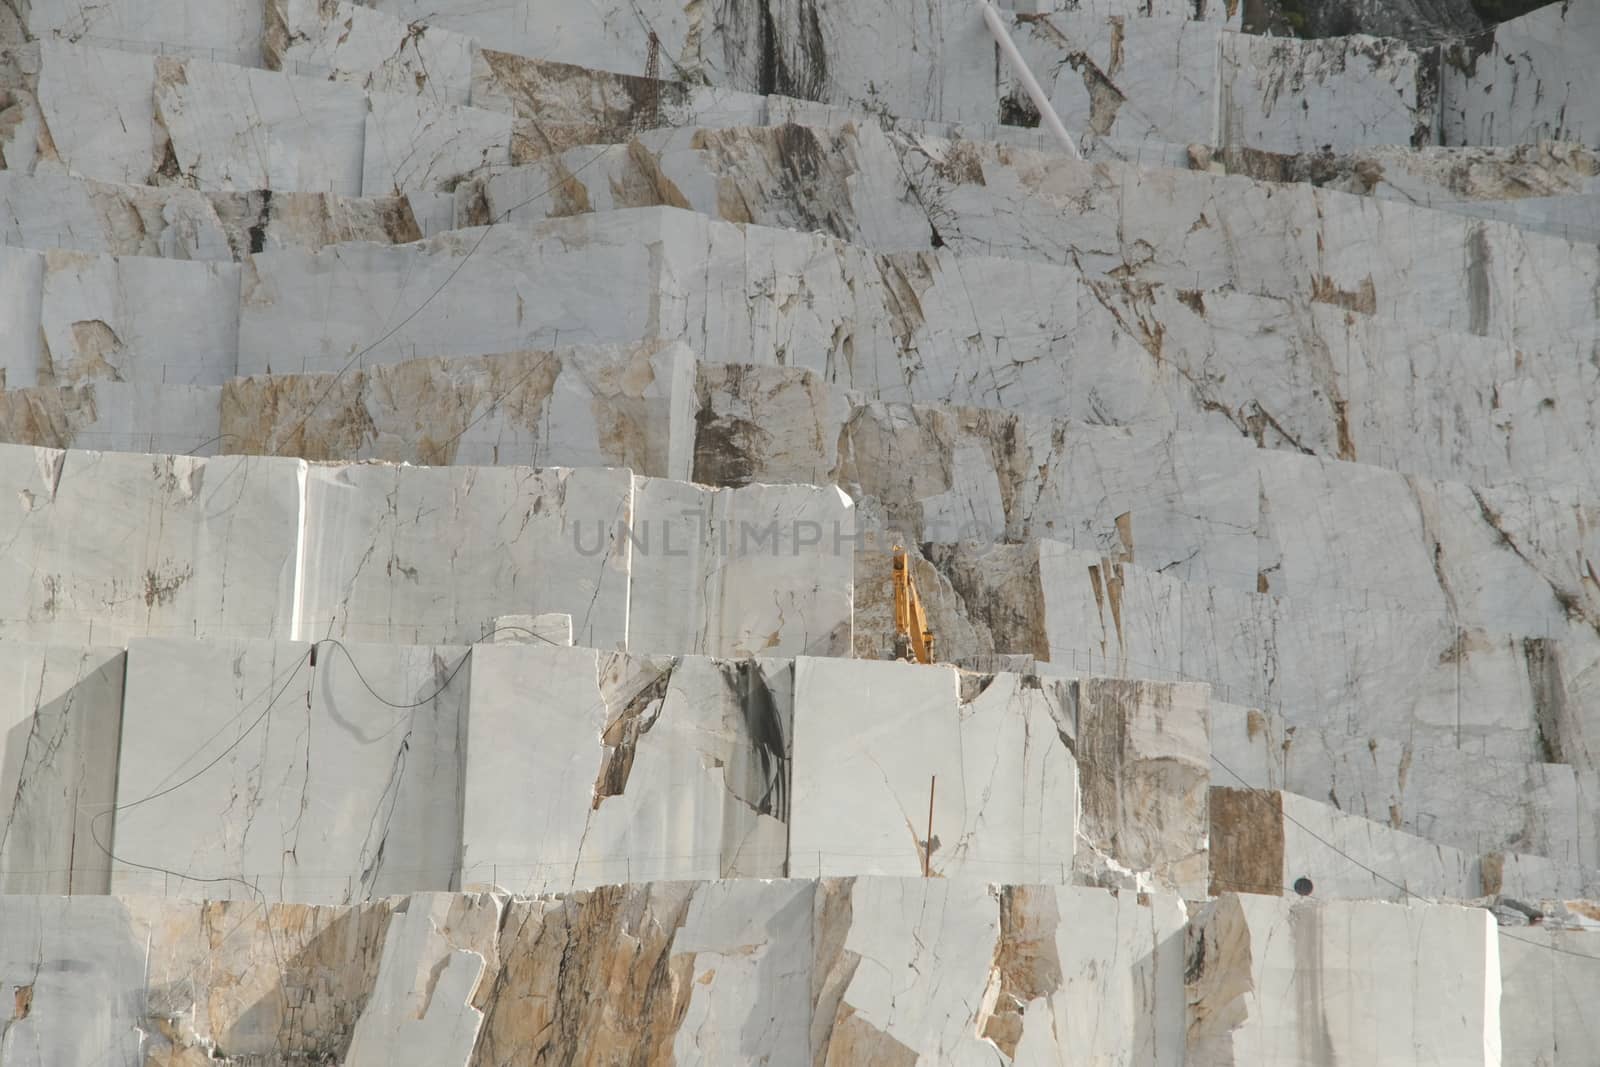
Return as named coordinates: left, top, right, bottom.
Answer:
left=789, top=657, right=1079, bottom=883
left=1037, top=545, right=1553, bottom=763
left=1441, top=0, right=1600, bottom=150
left=361, top=91, right=512, bottom=196
left=459, top=645, right=791, bottom=893
left=1216, top=32, right=1436, bottom=153
left=28, top=40, right=516, bottom=198
left=0, top=381, right=223, bottom=455
left=109, top=636, right=470, bottom=903
left=236, top=214, right=665, bottom=375
left=367, top=0, right=746, bottom=83
left=1277, top=731, right=1593, bottom=869
left=35, top=42, right=162, bottom=186
left=1498, top=924, right=1600, bottom=1067
left=296, top=461, right=634, bottom=647
left=0, top=877, right=1204, bottom=1065
left=1210, top=787, right=1492, bottom=902
left=0, top=445, right=301, bottom=646
left=0, top=643, right=125, bottom=894
left=1187, top=893, right=1501, bottom=1066
left=39, top=249, right=240, bottom=386
left=219, top=341, right=697, bottom=473
left=1075, top=677, right=1210, bottom=896
left=627, top=478, right=855, bottom=659
left=342, top=894, right=488, bottom=1067
left=270, top=0, right=478, bottom=106
left=815, top=877, right=1189, bottom=1065
left=29, top=0, right=266, bottom=65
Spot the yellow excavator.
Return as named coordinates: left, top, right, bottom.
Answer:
left=891, top=545, right=935, bottom=664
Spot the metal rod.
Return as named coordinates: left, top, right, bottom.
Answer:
left=975, top=0, right=1083, bottom=160
left=925, top=775, right=937, bottom=878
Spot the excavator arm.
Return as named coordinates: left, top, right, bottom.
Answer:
left=892, top=545, right=935, bottom=665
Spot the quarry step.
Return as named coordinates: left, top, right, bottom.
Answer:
left=7, top=179, right=1600, bottom=497
left=1215, top=701, right=1596, bottom=869
left=0, top=442, right=853, bottom=655
left=18, top=41, right=508, bottom=207
left=463, top=127, right=1600, bottom=354
left=1209, top=785, right=1597, bottom=902
left=0, top=637, right=1202, bottom=899
left=0, top=882, right=1571, bottom=1065
left=909, top=540, right=1600, bottom=773
left=0, top=171, right=430, bottom=260
left=8, top=343, right=1599, bottom=653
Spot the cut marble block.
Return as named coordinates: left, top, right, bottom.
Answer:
left=343, top=894, right=487, bottom=1067
left=29, top=0, right=266, bottom=65
left=35, top=42, right=161, bottom=185
left=818, top=877, right=1188, bottom=1065
left=482, top=879, right=814, bottom=1064
left=459, top=645, right=790, bottom=892
left=1037, top=545, right=1552, bottom=762
left=220, top=341, right=697, bottom=473
left=1208, top=700, right=1285, bottom=791
left=0, top=445, right=301, bottom=645
left=1216, top=32, right=1437, bottom=153
left=0, top=892, right=399, bottom=1064
left=30, top=41, right=513, bottom=197
left=468, top=48, right=769, bottom=162
left=1076, top=677, right=1210, bottom=896
left=1278, top=731, right=1593, bottom=869
left=1187, top=893, right=1501, bottom=1066
left=296, top=462, right=633, bottom=647
left=0, top=245, right=243, bottom=388
left=360, top=91, right=511, bottom=196
left=236, top=213, right=665, bottom=374
left=0, top=381, right=221, bottom=454
left=110, top=637, right=469, bottom=903
left=0, top=643, right=124, bottom=894
left=268, top=0, right=477, bottom=107
left=1499, top=924, right=1600, bottom=1067
left=627, top=478, right=855, bottom=658
left=1015, top=15, right=1222, bottom=144
left=472, top=123, right=1600, bottom=402
left=1481, top=851, right=1596, bottom=903
left=1441, top=1, right=1600, bottom=150
left=0, top=879, right=1194, bottom=1067
left=0, top=172, right=425, bottom=260
left=234, top=192, right=1600, bottom=444
left=0, top=895, right=152, bottom=1066
left=0, top=172, right=224, bottom=259
left=40, top=249, right=240, bottom=386
left=693, top=363, right=842, bottom=487
left=154, top=54, right=369, bottom=195
left=367, top=0, right=746, bottom=83
left=1209, top=787, right=1491, bottom=901
left=789, top=657, right=1078, bottom=884
left=1217, top=140, right=1600, bottom=242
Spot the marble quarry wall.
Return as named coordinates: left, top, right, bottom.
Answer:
left=0, top=443, right=852, bottom=653
left=4, top=0, right=1600, bottom=1062
left=0, top=636, right=1214, bottom=902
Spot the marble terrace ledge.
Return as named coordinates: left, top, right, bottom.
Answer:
left=0, top=881, right=1572, bottom=1066
left=0, top=637, right=1213, bottom=901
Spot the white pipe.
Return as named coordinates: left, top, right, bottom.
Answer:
left=976, top=0, right=1083, bottom=161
